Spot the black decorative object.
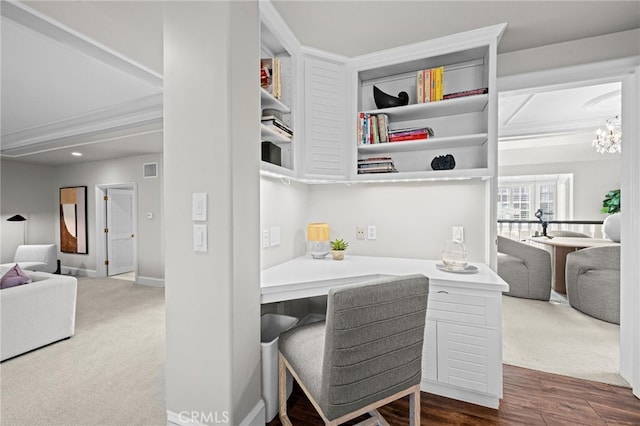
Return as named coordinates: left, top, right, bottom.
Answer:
left=431, top=154, right=456, bottom=170
left=534, top=208, right=552, bottom=238
left=373, top=85, right=409, bottom=109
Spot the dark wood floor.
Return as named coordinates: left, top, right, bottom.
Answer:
left=268, top=365, right=640, bottom=425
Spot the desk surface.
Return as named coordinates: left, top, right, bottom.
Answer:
left=528, top=236, right=619, bottom=248
left=261, top=255, right=508, bottom=303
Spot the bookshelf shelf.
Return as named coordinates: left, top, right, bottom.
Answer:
left=362, top=94, right=488, bottom=122
left=353, top=167, right=492, bottom=182
left=357, top=133, right=487, bottom=154
left=260, top=88, right=290, bottom=114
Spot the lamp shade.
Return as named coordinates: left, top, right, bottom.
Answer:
left=7, top=214, right=27, bottom=222
left=307, top=223, right=329, bottom=241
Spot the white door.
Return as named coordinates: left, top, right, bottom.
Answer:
left=106, top=188, right=135, bottom=276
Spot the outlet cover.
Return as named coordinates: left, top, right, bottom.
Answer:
left=262, top=229, right=270, bottom=248
left=453, top=226, right=464, bottom=243
left=270, top=227, right=281, bottom=246
left=356, top=225, right=366, bottom=240
left=367, top=225, right=377, bottom=240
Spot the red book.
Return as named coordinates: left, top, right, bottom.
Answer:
left=389, top=134, right=429, bottom=142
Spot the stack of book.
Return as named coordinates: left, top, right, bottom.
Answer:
left=260, top=57, right=282, bottom=99
left=357, top=157, right=397, bottom=174
left=416, top=67, right=444, bottom=103
left=388, top=127, right=434, bottom=142
left=261, top=115, right=292, bottom=139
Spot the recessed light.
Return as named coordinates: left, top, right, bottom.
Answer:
left=71, top=152, right=82, bottom=157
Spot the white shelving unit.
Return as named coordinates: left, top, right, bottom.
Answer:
left=259, top=7, right=295, bottom=177
left=349, top=26, right=504, bottom=182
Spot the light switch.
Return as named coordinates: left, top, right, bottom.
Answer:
left=262, top=229, right=270, bottom=248
left=147, top=212, right=153, bottom=220
left=192, top=193, right=207, bottom=221
left=193, top=224, right=208, bottom=252
left=367, top=225, right=377, bottom=240
left=270, top=227, right=281, bottom=246
left=453, top=226, right=464, bottom=243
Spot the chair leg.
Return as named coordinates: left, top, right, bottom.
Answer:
left=279, top=353, right=292, bottom=426
left=409, top=385, right=420, bottom=426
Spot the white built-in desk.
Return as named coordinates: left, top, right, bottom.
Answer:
left=261, top=255, right=509, bottom=408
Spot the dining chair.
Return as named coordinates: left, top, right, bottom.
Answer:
left=278, top=274, right=429, bottom=425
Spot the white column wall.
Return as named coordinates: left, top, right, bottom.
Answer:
left=164, top=2, right=261, bottom=424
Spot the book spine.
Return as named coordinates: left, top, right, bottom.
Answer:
left=389, top=134, right=429, bottom=142
left=388, top=129, right=429, bottom=137
left=424, top=69, right=431, bottom=103
left=371, top=115, right=380, bottom=144
left=416, top=71, right=423, bottom=103
left=442, top=88, right=488, bottom=99
left=437, top=67, right=444, bottom=101
left=358, top=112, right=364, bottom=145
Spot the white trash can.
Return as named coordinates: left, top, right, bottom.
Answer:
left=261, top=313, right=298, bottom=422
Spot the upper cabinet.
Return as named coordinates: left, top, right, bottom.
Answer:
left=348, top=25, right=505, bottom=182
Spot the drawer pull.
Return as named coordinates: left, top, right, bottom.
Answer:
left=437, top=290, right=449, bottom=294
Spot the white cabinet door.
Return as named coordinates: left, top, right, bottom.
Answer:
left=436, top=322, right=500, bottom=395
left=423, top=318, right=438, bottom=382
left=302, top=56, right=348, bottom=179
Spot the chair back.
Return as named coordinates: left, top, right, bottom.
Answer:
left=320, top=274, right=429, bottom=420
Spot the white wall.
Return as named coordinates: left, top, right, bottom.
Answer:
left=499, top=133, right=621, bottom=221
left=164, top=2, right=261, bottom=424
left=307, top=181, right=488, bottom=262
left=0, top=159, right=56, bottom=263
left=260, top=177, right=309, bottom=269
left=53, top=154, right=164, bottom=279
left=498, top=29, right=640, bottom=77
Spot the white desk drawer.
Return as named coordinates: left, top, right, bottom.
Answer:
left=427, top=291, right=488, bottom=326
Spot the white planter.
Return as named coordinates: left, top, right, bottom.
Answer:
left=603, top=212, right=621, bottom=242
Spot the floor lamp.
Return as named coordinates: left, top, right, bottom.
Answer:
left=7, top=214, right=27, bottom=245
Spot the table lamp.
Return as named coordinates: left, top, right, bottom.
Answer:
left=307, top=223, right=330, bottom=259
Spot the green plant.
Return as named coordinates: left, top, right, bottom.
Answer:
left=601, top=189, right=621, bottom=214
left=330, top=238, right=349, bottom=251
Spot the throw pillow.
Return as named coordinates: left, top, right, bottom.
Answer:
left=0, top=263, right=32, bottom=289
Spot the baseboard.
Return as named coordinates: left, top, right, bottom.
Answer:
left=238, top=399, right=265, bottom=426
left=166, top=400, right=264, bottom=426
left=136, top=275, right=165, bottom=287
left=61, top=266, right=96, bottom=277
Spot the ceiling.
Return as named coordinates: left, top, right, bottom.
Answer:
left=1, top=1, right=637, bottom=166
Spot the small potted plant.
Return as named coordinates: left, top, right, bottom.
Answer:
left=330, top=238, right=349, bottom=261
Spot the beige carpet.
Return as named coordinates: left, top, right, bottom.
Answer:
left=0, top=277, right=166, bottom=426
left=502, top=294, right=629, bottom=387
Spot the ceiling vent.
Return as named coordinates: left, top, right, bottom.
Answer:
left=143, top=162, right=158, bottom=178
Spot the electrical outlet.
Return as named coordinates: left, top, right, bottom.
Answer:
left=262, top=229, right=270, bottom=248
left=356, top=225, right=366, bottom=240
left=367, top=225, right=377, bottom=240
left=453, top=226, right=464, bottom=243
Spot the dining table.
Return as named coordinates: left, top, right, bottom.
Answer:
left=528, top=236, right=620, bottom=294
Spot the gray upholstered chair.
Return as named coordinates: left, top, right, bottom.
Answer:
left=565, top=245, right=620, bottom=324
left=278, top=274, right=429, bottom=426
left=497, top=236, right=552, bottom=300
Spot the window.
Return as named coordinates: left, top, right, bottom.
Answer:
left=497, top=174, right=572, bottom=221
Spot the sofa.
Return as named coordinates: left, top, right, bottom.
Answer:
left=565, top=245, right=620, bottom=324
left=0, top=244, right=59, bottom=274
left=497, top=236, right=552, bottom=300
left=1, top=269, right=77, bottom=361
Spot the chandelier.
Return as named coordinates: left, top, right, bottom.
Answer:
left=592, top=115, right=621, bottom=154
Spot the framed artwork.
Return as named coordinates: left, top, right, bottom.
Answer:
left=60, top=186, right=88, bottom=254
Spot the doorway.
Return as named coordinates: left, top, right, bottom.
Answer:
left=498, top=60, right=633, bottom=385
left=94, top=183, right=137, bottom=280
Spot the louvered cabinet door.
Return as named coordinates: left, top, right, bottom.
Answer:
left=303, top=57, right=348, bottom=179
